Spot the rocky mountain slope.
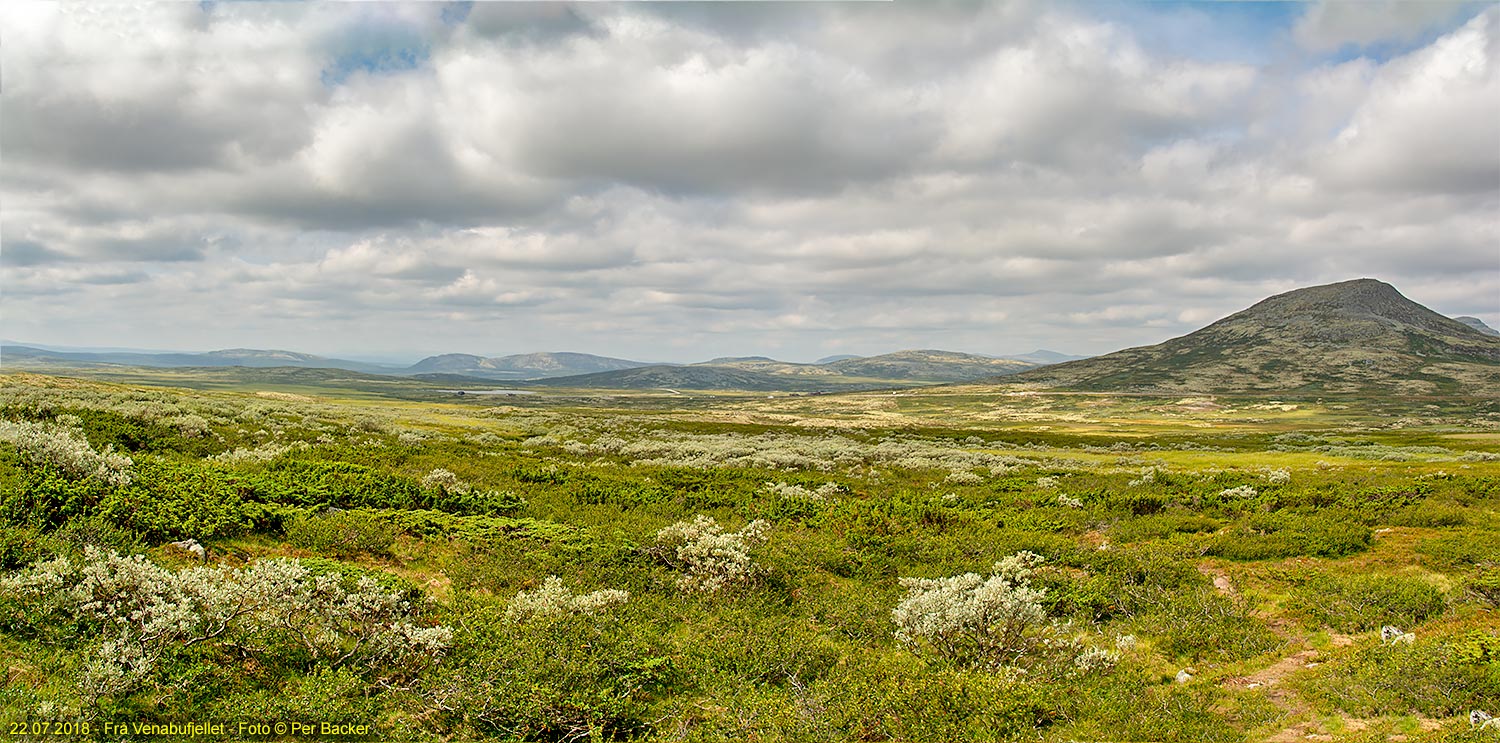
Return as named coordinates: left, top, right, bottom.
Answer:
left=1009, top=279, right=1500, bottom=394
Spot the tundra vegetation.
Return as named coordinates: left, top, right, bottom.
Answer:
left=0, top=371, right=1496, bottom=742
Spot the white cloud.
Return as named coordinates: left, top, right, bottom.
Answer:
left=1294, top=0, right=1478, bottom=52
left=1, top=2, right=1495, bottom=361
left=1312, top=8, right=1500, bottom=194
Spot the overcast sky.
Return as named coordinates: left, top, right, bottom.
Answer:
left=2, top=1, right=1497, bottom=364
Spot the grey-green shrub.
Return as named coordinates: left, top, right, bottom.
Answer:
left=0, top=419, right=133, bottom=487
left=892, top=551, right=1048, bottom=666
left=2, top=547, right=451, bottom=708
left=650, top=515, right=769, bottom=592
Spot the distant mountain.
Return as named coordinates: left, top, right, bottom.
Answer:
left=1455, top=316, right=1500, bottom=337
left=405, top=353, right=489, bottom=374
left=1010, top=279, right=1500, bottom=394
left=0, top=345, right=397, bottom=374
left=0, top=340, right=186, bottom=355
left=695, top=357, right=842, bottom=377
left=825, top=350, right=1035, bottom=382
left=1003, top=349, right=1089, bottom=366
left=405, top=351, right=650, bottom=379
left=527, top=349, right=1036, bottom=390
left=524, top=364, right=875, bottom=392
left=815, top=354, right=864, bottom=364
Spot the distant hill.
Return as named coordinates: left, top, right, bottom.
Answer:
left=528, top=349, right=1037, bottom=390
left=1010, top=278, right=1500, bottom=394
left=815, top=354, right=864, bottom=364
left=0, top=345, right=397, bottom=374
left=825, top=350, right=1035, bottom=382
left=1005, top=349, right=1089, bottom=365
left=695, top=357, right=843, bottom=377
left=1455, top=316, right=1500, bottom=337
left=523, top=364, right=876, bottom=392
left=405, top=351, right=650, bottom=379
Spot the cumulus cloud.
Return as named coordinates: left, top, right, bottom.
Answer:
left=1293, top=0, right=1481, bottom=52
left=0, top=1, right=1495, bottom=361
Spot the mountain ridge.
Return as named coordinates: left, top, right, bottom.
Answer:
left=1008, top=278, right=1500, bottom=394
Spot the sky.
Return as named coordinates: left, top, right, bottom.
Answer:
left=2, top=1, right=1497, bottom=364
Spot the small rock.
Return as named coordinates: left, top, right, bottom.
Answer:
left=1175, top=669, right=1194, bottom=684
left=169, top=539, right=207, bottom=562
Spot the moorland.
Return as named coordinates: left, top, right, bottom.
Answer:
left=0, top=368, right=1497, bottom=742
left=1, top=280, right=1498, bottom=742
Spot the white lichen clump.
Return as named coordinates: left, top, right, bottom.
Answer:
left=892, top=551, right=1048, bottom=664
left=651, top=515, right=770, bottom=593
left=504, top=576, right=629, bottom=622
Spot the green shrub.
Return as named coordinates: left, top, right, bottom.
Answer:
left=1464, top=566, right=1500, bottom=608
left=1110, top=511, right=1219, bottom=543
left=102, top=459, right=249, bottom=541
left=51, top=516, right=145, bottom=558
left=761, top=653, right=1059, bottom=743
left=1207, top=509, right=1370, bottom=561
left=1292, top=572, right=1447, bottom=632
left=249, top=460, right=427, bottom=510
left=0, top=525, right=55, bottom=570
left=285, top=511, right=396, bottom=558
left=1311, top=634, right=1500, bottom=717
left=1205, top=530, right=1302, bottom=561
left=1418, top=532, right=1500, bottom=570
left=1387, top=500, right=1467, bottom=528
left=420, top=603, right=670, bottom=741
left=1134, top=587, right=1283, bottom=662
left=0, top=466, right=114, bottom=530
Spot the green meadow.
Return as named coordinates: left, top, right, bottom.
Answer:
left=1, top=370, right=1496, bottom=742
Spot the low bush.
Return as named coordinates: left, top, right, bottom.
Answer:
left=1110, top=511, right=1219, bottom=543
left=648, top=515, right=769, bottom=593
left=1, top=548, right=451, bottom=711
left=1311, top=633, right=1500, bottom=717
left=1207, top=509, right=1370, bottom=561
left=0, top=418, right=133, bottom=487
left=1417, top=532, right=1500, bottom=570
left=285, top=511, right=396, bottom=558
left=1134, top=587, right=1283, bottom=663
left=1387, top=500, right=1467, bottom=528
left=419, top=601, right=670, bottom=741
left=102, top=459, right=250, bottom=541
left=1464, top=566, right=1500, bottom=608
left=504, top=576, right=630, bottom=623
left=1291, top=572, right=1447, bottom=632
left=892, top=552, right=1049, bottom=667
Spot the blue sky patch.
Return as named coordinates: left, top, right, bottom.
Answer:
left=321, top=20, right=432, bottom=87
